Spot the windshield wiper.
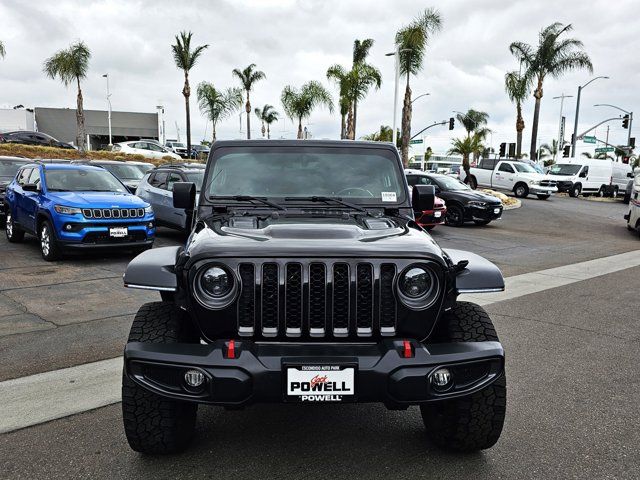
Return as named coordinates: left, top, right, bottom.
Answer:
left=284, top=196, right=376, bottom=217
left=208, top=195, right=286, bottom=211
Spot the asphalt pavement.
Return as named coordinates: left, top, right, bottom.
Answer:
left=0, top=194, right=638, bottom=479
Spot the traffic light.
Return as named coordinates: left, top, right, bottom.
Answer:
left=622, top=114, right=629, bottom=129
left=630, top=137, right=636, bottom=148
left=508, top=143, right=516, bottom=158
left=499, top=143, right=506, bottom=157
left=448, top=117, right=455, bottom=130
left=562, top=145, right=570, bottom=157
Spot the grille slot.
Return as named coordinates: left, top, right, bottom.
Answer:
left=285, top=264, right=302, bottom=336
left=237, top=264, right=255, bottom=336
left=261, top=263, right=279, bottom=336
left=235, top=260, right=403, bottom=339
left=82, top=208, right=145, bottom=220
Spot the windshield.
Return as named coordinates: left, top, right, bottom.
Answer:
left=132, top=164, right=154, bottom=175
left=186, top=171, right=204, bottom=190
left=173, top=143, right=185, bottom=148
left=207, top=146, right=406, bottom=205
left=548, top=164, right=582, bottom=176
left=0, top=159, right=25, bottom=177
left=435, top=176, right=470, bottom=191
left=100, top=163, right=145, bottom=180
left=513, top=163, right=537, bottom=173
left=45, top=168, right=127, bottom=192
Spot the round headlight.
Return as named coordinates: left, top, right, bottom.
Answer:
left=398, top=265, right=438, bottom=309
left=202, top=267, right=232, bottom=297
left=193, top=265, right=238, bottom=309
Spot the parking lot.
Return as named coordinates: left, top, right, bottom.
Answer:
left=1, top=194, right=639, bottom=479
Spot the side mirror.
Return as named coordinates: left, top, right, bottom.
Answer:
left=412, top=184, right=435, bottom=212
left=23, top=183, right=38, bottom=192
left=173, top=182, right=196, bottom=210
left=628, top=172, right=634, bottom=178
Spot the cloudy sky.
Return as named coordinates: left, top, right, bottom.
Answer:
left=1, top=0, right=638, bottom=155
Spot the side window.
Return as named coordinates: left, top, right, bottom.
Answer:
left=17, top=168, right=32, bottom=185
left=150, top=172, right=168, bottom=189
left=28, top=168, right=41, bottom=185
left=498, top=163, right=515, bottom=173
left=406, top=175, right=417, bottom=186
left=166, top=172, right=183, bottom=191
left=480, top=159, right=494, bottom=170
left=132, top=142, right=146, bottom=150
left=148, top=143, right=163, bottom=152
left=581, top=166, right=589, bottom=177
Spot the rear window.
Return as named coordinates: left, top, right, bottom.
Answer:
left=0, top=159, right=27, bottom=177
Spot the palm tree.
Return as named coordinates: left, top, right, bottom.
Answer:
left=504, top=70, right=529, bottom=157
left=581, top=151, right=613, bottom=160
left=232, top=64, right=266, bottom=139
left=361, top=125, right=401, bottom=148
left=43, top=41, right=91, bottom=154
left=171, top=31, right=209, bottom=154
left=448, top=133, right=484, bottom=181
left=349, top=39, right=381, bottom=139
left=510, top=23, right=593, bottom=160
left=281, top=81, right=333, bottom=139
left=254, top=104, right=279, bottom=138
left=326, top=64, right=352, bottom=139
left=539, top=139, right=560, bottom=159
left=456, top=109, right=490, bottom=164
left=395, top=8, right=443, bottom=166
left=196, top=82, right=242, bottom=142
left=0, top=40, right=5, bottom=58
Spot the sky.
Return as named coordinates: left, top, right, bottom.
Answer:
left=1, top=0, right=638, bottom=156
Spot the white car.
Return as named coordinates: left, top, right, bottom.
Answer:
left=463, top=159, right=558, bottom=199
left=164, top=141, right=188, bottom=158
left=624, top=172, right=640, bottom=234
left=112, top=141, right=181, bottom=161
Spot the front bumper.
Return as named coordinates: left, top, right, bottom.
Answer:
left=468, top=204, right=503, bottom=221
left=556, top=181, right=573, bottom=193
left=52, top=213, right=156, bottom=248
left=124, top=339, right=504, bottom=407
left=416, top=207, right=446, bottom=227
left=529, top=185, right=558, bottom=195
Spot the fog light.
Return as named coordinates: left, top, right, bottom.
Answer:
left=184, top=369, right=205, bottom=388
left=147, top=222, right=154, bottom=229
left=65, top=224, right=73, bottom=231
left=431, top=368, right=452, bottom=390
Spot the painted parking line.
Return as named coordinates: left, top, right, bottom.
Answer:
left=1, top=249, right=640, bottom=434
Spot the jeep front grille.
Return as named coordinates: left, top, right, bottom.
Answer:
left=236, top=260, right=399, bottom=339
left=82, top=208, right=145, bottom=219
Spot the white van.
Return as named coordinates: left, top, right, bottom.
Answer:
left=624, top=172, right=640, bottom=234
left=547, top=158, right=631, bottom=198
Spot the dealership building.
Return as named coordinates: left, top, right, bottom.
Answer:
left=0, top=107, right=160, bottom=150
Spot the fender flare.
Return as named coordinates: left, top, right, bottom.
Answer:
left=123, top=246, right=181, bottom=292
left=444, top=248, right=505, bottom=294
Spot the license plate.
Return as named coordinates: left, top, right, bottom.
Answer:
left=494, top=208, right=501, bottom=214
left=285, top=365, right=355, bottom=402
left=109, top=227, right=128, bottom=238
left=434, top=211, right=442, bottom=218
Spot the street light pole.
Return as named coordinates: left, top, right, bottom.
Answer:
left=594, top=103, right=633, bottom=147
left=411, top=93, right=430, bottom=104
left=102, top=74, right=112, bottom=147
left=553, top=94, right=573, bottom=163
left=570, top=76, right=609, bottom=157
left=386, top=48, right=411, bottom=147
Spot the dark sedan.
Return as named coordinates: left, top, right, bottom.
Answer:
left=0, top=130, right=75, bottom=149
left=406, top=171, right=503, bottom=226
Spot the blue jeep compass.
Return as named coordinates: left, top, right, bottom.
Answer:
left=3, top=163, right=155, bottom=261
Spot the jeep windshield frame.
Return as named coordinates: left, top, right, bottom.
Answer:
left=201, top=142, right=409, bottom=211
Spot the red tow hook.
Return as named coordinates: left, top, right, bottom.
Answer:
left=402, top=340, right=414, bottom=358
left=226, top=339, right=236, bottom=359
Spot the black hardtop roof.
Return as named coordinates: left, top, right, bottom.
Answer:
left=210, top=139, right=397, bottom=150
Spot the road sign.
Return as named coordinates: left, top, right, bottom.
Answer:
left=595, top=147, right=614, bottom=153
left=409, top=139, right=423, bottom=145
left=583, top=136, right=596, bottom=144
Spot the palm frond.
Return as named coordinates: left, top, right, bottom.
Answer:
left=172, top=31, right=208, bottom=72
left=0, top=40, right=5, bottom=58
left=43, top=41, right=91, bottom=86
left=395, top=7, right=443, bottom=76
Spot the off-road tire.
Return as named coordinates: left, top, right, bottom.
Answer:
left=5, top=211, right=25, bottom=242
left=421, top=302, right=507, bottom=452
left=537, top=194, right=550, bottom=200
left=39, top=220, right=62, bottom=261
left=122, top=302, right=199, bottom=454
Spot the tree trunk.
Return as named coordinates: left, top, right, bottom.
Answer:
left=75, top=77, right=86, bottom=155
left=183, top=74, right=191, bottom=154
left=530, top=77, right=543, bottom=161
left=515, top=101, right=524, bottom=158
left=245, top=93, right=251, bottom=140
left=261, top=120, right=266, bottom=138
left=297, top=117, right=303, bottom=139
left=340, top=114, right=346, bottom=139
left=400, top=75, right=412, bottom=167
left=346, top=104, right=354, bottom=140
left=212, top=123, right=217, bottom=143
left=267, top=124, right=271, bottom=140
left=462, top=153, right=470, bottom=183
left=352, top=99, right=358, bottom=139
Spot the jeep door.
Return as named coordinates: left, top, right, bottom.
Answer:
left=493, top=162, right=516, bottom=190
left=13, top=167, right=32, bottom=225
left=20, top=168, right=42, bottom=232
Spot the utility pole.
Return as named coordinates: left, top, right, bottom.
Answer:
left=606, top=125, right=610, bottom=146
left=386, top=48, right=411, bottom=148
left=102, top=74, right=112, bottom=148
left=553, top=94, right=573, bottom=163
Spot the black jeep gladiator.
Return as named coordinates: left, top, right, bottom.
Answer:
left=122, top=140, right=507, bottom=454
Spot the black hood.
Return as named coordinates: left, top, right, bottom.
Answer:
left=184, top=215, right=445, bottom=264
left=440, top=189, right=502, bottom=204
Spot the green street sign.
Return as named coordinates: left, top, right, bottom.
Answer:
left=595, top=147, right=615, bottom=153
left=583, top=136, right=596, bottom=144
left=409, top=139, right=423, bottom=145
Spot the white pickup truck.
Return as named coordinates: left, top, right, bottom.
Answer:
left=463, top=159, right=558, bottom=200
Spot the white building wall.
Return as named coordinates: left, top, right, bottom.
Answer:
left=0, top=109, right=35, bottom=132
